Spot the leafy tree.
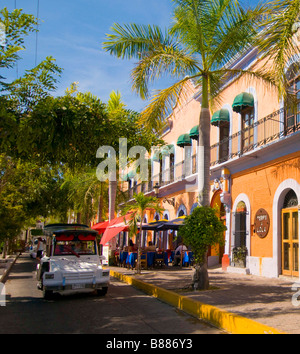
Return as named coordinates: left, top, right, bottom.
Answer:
left=122, top=192, right=163, bottom=274
left=0, top=155, right=68, bottom=256
left=178, top=206, right=226, bottom=290
left=0, top=7, right=38, bottom=87
left=103, top=0, right=274, bottom=207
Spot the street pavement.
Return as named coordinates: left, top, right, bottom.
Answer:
left=2, top=253, right=300, bottom=334
left=109, top=264, right=300, bottom=334
left=0, top=254, right=224, bottom=335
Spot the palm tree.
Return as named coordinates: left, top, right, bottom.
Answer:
left=122, top=192, right=163, bottom=274
left=103, top=0, right=275, bottom=207
left=257, top=0, right=300, bottom=98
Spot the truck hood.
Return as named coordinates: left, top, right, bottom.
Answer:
left=50, top=257, right=100, bottom=273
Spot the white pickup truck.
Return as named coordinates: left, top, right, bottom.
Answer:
left=37, top=224, right=109, bottom=299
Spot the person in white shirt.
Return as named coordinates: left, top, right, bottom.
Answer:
left=36, top=237, right=45, bottom=262
left=174, top=243, right=187, bottom=266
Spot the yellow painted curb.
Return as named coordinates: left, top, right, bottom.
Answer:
left=110, top=270, right=286, bottom=335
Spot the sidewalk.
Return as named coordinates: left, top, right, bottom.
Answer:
left=109, top=264, right=300, bottom=334
left=0, top=255, right=20, bottom=283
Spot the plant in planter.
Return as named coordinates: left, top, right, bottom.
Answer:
left=232, top=246, right=248, bottom=268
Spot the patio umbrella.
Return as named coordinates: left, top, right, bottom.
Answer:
left=157, top=216, right=186, bottom=231
left=139, top=219, right=169, bottom=231
left=100, top=214, right=132, bottom=245
left=91, top=220, right=110, bottom=234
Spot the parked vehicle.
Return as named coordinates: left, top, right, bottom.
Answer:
left=36, top=223, right=109, bottom=299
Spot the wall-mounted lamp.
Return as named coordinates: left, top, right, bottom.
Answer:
left=154, top=183, right=175, bottom=206
left=154, top=183, right=160, bottom=197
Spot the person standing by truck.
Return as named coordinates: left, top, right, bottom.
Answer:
left=36, top=237, right=45, bottom=262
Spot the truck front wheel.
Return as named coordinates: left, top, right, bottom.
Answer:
left=43, top=288, right=53, bottom=300
left=97, top=287, right=108, bottom=296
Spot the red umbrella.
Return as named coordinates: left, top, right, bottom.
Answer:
left=100, top=214, right=132, bottom=246
left=91, top=220, right=110, bottom=234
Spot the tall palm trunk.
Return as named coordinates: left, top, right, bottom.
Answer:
left=136, top=217, right=144, bottom=274
left=198, top=76, right=211, bottom=208
left=108, top=180, right=117, bottom=257
left=195, top=76, right=211, bottom=290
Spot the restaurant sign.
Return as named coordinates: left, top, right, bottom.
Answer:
left=254, top=209, right=270, bottom=238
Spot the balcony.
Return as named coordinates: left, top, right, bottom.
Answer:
left=211, top=108, right=300, bottom=166
left=122, top=108, right=300, bottom=202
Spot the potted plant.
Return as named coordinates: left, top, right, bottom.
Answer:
left=232, top=246, right=248, bottom=268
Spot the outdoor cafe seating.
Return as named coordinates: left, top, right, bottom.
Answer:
left=118, top=249, right=194, bottom=269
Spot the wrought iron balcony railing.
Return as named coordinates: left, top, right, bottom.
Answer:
left=123, top=108, right=300, bottom=201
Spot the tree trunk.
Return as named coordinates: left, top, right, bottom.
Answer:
left=136, top=220, right=143, bottom=274
left=192, top=253, right=209, bottom=290
left=108, top=180, right=117, bottom=254
left=97, top=183, right=104, bottom=223
left=2, top=239, right=7, bottom=259
left=198, top=76, right=211, bottom=207
left=109, top=180, right=117, bottom=222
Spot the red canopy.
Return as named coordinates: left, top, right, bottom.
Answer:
left=91, top=220, right=110, bottom=234
left=100, top=214, right=132, bottom=246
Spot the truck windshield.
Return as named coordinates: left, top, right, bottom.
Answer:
left=54, top=240, right=96, bottom=256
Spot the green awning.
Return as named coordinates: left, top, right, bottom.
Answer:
left=177, top=134, right=192, bottom=148
left=189, top=125, right=199, bottom=140
left=127, top=170, right=136, bottom=179
left=211, top=109, right=230, bottom=127
left=232, top=92, right=254, bottom=113
left=152, top=145, right=175, bottom=161
left=152, top=150, right=161, bottom=162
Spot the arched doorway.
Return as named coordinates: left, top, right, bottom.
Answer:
left=282, top=189, right=299, bottom=277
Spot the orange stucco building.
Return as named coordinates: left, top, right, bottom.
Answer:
left=119, top=40, right=300, bottom=279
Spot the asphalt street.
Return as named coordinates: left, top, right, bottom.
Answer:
left=0, top=254, right=224, bottom=335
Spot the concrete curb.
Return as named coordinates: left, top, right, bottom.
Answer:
left=110, top=270, right=286, bottom=335
left=0, top=254, right=20, bottom=284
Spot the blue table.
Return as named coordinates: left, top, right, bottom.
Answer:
left=120, top=251, right=128, bottom=266
left=146, top=252, right=155, bottom=267
left=182, top=252, right=194, bottom=266
left=126, top=252, right=137, bottom=268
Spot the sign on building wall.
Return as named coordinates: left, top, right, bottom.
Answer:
left=254, top=209, right=270, bottom=238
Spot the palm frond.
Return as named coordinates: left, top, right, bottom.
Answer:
left=257, top=0, right=300, bottom=95
left=139, top=76, right=200, bottom=133
left=131, top=42, right=200, bottom=99
left=103, top=23, right=169, bottom=60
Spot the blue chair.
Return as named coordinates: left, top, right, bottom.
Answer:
left=154, top=251, right=164, bottom=268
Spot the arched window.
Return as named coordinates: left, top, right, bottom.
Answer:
left=285, top=63, right=300, bottom=133
left=234, top=201, right=247, bottom=248
left=283, top=189, right=298, bottom=209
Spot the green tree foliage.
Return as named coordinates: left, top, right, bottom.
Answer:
left=103, top=0, right=275, bottom=207
left=179, top=207, right=226, bottom=290
left=0, top=155, right=69, bottom=244
left=122, top=193, right=163, bottom=274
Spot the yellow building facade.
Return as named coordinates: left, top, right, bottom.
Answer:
left=120, top=43, right=300, bottom=279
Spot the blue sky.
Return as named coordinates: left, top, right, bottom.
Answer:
left=3, top=0, right=262, bottom=112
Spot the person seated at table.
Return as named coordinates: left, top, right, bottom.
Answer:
left=173, top=243, right=187, bottom=266
left=128, top=239, right=137, bottom=252
left=114, top=244, right=120, bottom=265
left=146, top=241, right=156, bottom=252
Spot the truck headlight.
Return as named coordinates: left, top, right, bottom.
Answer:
left=45, top=273, right=55, bottom=280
